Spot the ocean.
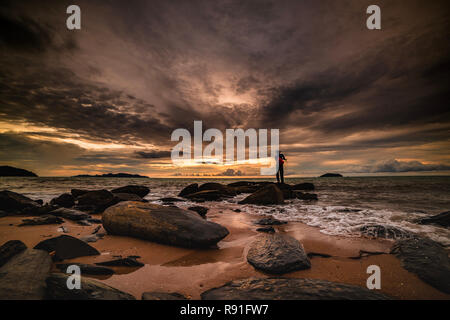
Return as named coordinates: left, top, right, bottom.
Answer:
left=1, top=176, right=449, bottom=246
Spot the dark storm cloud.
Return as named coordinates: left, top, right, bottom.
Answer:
left=349, top=159, right=450, bottom=173
left=136, top=150, right=171, bottom=159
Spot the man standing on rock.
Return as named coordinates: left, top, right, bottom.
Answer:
left=276, top=152, right=287, bottom=184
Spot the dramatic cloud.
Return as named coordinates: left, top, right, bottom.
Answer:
left=0, top=0, right=449, bottom=176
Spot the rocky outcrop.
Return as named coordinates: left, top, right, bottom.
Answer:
left=359, top=224, right=416, bottom=240
left=0, top=165, right=37, bottom=177
left=178, top=183, right=199, bottom=197
left=390, top=237, right=450, bottom=293
left=0, top=190, right=41, bottom=214
left=76, top=189, right=117, bottom=213
left=188, top=206, right=208, bottom=218
left=201, top=278, right=390, bottom=300
left=50, top=193, right=75, bottom=208
left=34, top=235, right=100, bottom=261
left=238, top=184, right=284, bottom=205
left=111, top=185, right=150, bottom=198
left=0, top=240, right=27, bottom=268
left=0, top=249, right=52, bottom=299
left=247, top=233, right=311, bottom=274
left=416, top=211, right=450, bottom=228
left=142, top=292, right=188, bottom=300
left=19, top=215, right=64, bottom=226
left=45, top=273, right=135, bottom=300
left=292, top=183, right=315, bottom=190
left=185, top=190, right=223, bottom=201
left=71, top=189, right=89, bottom=198
left=102, top=201, right=229, bottom=248
left=198, top=183, right=236, bottom=196
left=49, top=207, right=90, bottom=221
left=113, top=193, right=144, bottom=202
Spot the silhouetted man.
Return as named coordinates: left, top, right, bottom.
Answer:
left=277, top=152, right=286, bottom=183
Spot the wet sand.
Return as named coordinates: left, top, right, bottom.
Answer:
left=0, top=208, right=448, bottom=300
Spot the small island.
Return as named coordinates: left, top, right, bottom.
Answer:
left=72, top=173, right=149, bottom=178
left=319, top=173, right=343, bottom=177
left=0, top=166, right=38, bottom=177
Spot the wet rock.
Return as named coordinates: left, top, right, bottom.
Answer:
left=391, top=237, right=450, bottom=293
left=416, top=211, right=450, bottom=228
left=198, top=183, right=236, bottom=196
left=234, top=209, right=242, bottom=212
left=111, top=185, right=150, bottom=198
left=45, top=273, right=135, bottom=300
left=96, top=256, right=144, bottom=267
left=77, top=219, right=92, bottom=226
left=256, top=226, right=275, bottom=233
left=0, top=190, right=41, bottom=214
left=227, top=181, right=258, bottom=187
left=292, top=183, right=315, bottom=191
left=0, top=240, right=27, bottom=268
left=88, top=218, right=102, bottom=224
left=113, top=192, right=144, bottom=202
left=359, top=224, right=416, bottom=240
left=296, top=192, right=318, bottom=201
left=71, top=189, right=89, bottom=198
left=238, top=184, right=284, bottom=205
left=185, top=190, right=223, bottom=201
left=188, top=206, right=208, bottom=218
left=254, top=217, right=287, bottom=226
left=178, top=183, right=199, bottom=197
left=49, top=207, right=90, bottom=221
left=160, top=197, right=184, bottom=202
left=56, top=263, right=114, bottom=275
left=19, top=214, right=64, bottom=226
left=76, top=189, right=117, bottom=213
left=142, top=292, right=187, bottom=300
left=102, top=201, right=229, bottom=248
left=0, top=249, right=52, bottom=299
left=35, top=199, right=43, bottom=205
left=50, top=193, right=75, bottom=208
left=79, top=234, right=102, bottom=243
left=58, top=226, right=70, bottom=233
left=201, top=278, right=390, bottom=300
left=34, top=235, right=100, bottom=261
left=247, top=233, right=311, bottom=274
left=231, top=185, right=260, bottom=194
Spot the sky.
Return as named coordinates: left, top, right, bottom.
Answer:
left=0, top=0, right=449, bottom=177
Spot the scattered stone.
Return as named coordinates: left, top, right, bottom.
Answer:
left=201, top=278, right=390, bottom=300
left=34, top=235, right=100, bottom=261
left=0, top=190, right=41, bottom=214
left=50, top=193, right=75, bottom=208
left=185, top=190, right=223, bottom=201
left=77, top=219, right=92, bottom=226
left=57, top=226, right=70, bottom=233
left=247, top=233, right=311, bottom=274
left=188, top=206, right=208, bottom=218
left=0, top=249, right=52, bottom=299
left=113, top=192, right=144, bottom=202
left=254, top=217, right=287, bottom=226
left=337, top=208, right=362, bottom=213
left=178, top=183, right=199, bottom=197
left=142, top=292, right=188, bottom=300
left=49, top=207, right=90, bottom=221
left=256, top=226, right=275, bottom=233
left=391, top=237, right=450, bottom=293
left=238, top=184, right=284, bottom=205
left=160, top=197, right=185, bottom=202
left=292, top=183, right=315, bottom=191
left=19, top=215, right=64, bottom=226
left=359, top=224, right=416, bottom=240
left=111, top=185, right=150, bottom=198
left=96, top=256, right=144, bottom=267
left=45, top=273, right=135, bottom=300
left=416, top=211, right=450, bottom=228
left=102, top=202, right=229, bottom=248
left=55, top=263, right=114, bottom=275
left=76, top=190, right=118, bottom=213
left=80, top=234, right=101, bottom=243
left=0, top=240, right=27, bottom=268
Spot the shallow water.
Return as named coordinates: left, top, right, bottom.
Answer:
left=1, top=176, right=449, bottom=245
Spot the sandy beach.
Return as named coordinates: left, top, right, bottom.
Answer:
left=1, top=206, right=448, bottom=300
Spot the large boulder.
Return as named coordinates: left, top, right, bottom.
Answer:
left=71, top=189, right=89, bottom=198
left=201, top=278, right=390, bottom=300
left=198, top=183, right=236, bottom=196
left=0, top=190, right=41, bottom=214
left=45, top=273, right=135, bottom=300
left=292, top=182, right=315, bottom=190
left=113, top=193, right=144, bottom=202
left=416, top=211, right=450, bottom=228
left=0, top=249, right=52, bottom=299
left=178, top=183, right=199, bottom=197
left=34, top=235, right=100, bottom=261
left=50, top=193, right=75, bottom=208
left=76, top=189, right=117, bottom=213
left=247, top=233, right=311, bottom=274
left=0, top=240, right=27, bottom=268
left=49, top=207, right=90, bottom=221
left=238, top=184, right=284, bottom=205
left=390, top=237, right=450, bottom=293
left=111, top=185, right=150, bottom=198
left=102, top=201, right=229, bottom=248
left=185, top=190, right=223, bottom=202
